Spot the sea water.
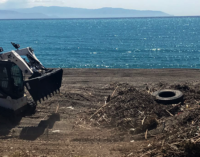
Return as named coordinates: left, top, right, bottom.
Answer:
left=0, top=17, right=200, bottom=69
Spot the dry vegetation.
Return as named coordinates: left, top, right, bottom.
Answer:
left=87, top=82, right=200, bottom=156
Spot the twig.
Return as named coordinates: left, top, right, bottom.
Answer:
left=145, top=129, right=148, bottom=140
left=171, top=141, right=182, bottom=145
left=97, top=116, right=103, bottom=122
left=169, top=104, right=180, bottom=112
left=89, top=102, right=109, bottom=119
left=142, top=116, right=146, bottom=125
left=111, top=86, right=118, bottom=97
left=165, top=109, right=174, bottom=117
left=127, top=153, right=133, bottom=157
left=194, top=138, right=200, bottom=144
left=42, top=115, right=48, bottom=120
left=190, top=134, right=200, bottom=140
left=78, top=125, right=92, bottom=130
left=167, top=144, right=178, bottom=150
left=55, top=103, right=59, bottom=113
left=141, top=149, right=156, bottom=157
left=89, top=86, right=119, bottom=120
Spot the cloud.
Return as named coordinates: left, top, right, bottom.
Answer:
left=0, top=0, right=31, bottom=9
left=0, top=0, right=8, bottom=3
left=0, top=0, right=65, bottom=9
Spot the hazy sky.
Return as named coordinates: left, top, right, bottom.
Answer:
left=0, top=0, right=200, bottom=16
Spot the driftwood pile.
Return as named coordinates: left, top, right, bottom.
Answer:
left=90, top=82, right=200, bottom=156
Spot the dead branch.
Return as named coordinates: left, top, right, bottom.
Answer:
left=111, top=86, right=119, bottom=97
left=142, top=116, right=146, bottom=125
left=145, top=129, right=148, bottom=140
left=167, top=144, right=178, bottom=150
left=165, top=109, right=174, bottom=117
left=194, top=138, right=200, bottom=144
left=89, top=102, right=109, bottom=119
left=89, top=86, right=120, bottom=120
left=141, top=149, right=156, bottom=157
left=161, top=139, right=165, bottom=149
left=55, top=103, right=59, bottom=113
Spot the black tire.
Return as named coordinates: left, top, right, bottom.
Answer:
left=152, top=89, right=183, bottom=104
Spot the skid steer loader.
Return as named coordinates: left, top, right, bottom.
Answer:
left=0, top=43, right=63, bottom=117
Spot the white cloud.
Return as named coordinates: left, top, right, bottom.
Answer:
left=0, top=0, right=8, bottom=3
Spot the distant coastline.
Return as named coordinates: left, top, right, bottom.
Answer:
left=1, top=16, right=200, bottom=20
left=0, top=6, right=171, bottom=19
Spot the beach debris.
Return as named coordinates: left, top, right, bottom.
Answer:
left=145, top=129, right=148, bottom=140
left=55, top=103, right=60, bottom=113
left=111, top=86, right=118, bottom=97
left=127, top=153, right=133, bottom=157
left=67, top=106, right=74, bottom=110
left=86, top=82, right=200, bottom=156
left=142, top=116, right=146, bottom=125
left=152, top=89, right=183, bottom=104
left=52, top=130, right=60, bottom=133
left=165, top=109, right=174, bottom=117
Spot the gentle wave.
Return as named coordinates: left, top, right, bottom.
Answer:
left=0, top=17, right=200, bottom=69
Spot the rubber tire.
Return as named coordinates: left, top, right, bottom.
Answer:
left=152, top=89, right=183, bottom=104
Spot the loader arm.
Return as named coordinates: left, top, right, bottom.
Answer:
left=15, top=47, right=46, bottom=73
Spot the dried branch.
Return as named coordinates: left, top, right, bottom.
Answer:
left=145, top=129, right=148, bottom=140
left=55, top=103, right=59, bottom=113
left=165, top=109, right=174, bottom=117
left=111, top=86, right=119, bottom=97
left=141, top=149, right=156, bottom=157
left=142, top=116, right=146, bottom=125
left=89, top=102, right=109, bottom=119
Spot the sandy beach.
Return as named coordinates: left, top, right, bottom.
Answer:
left=1, top=68, right=200, bottom=156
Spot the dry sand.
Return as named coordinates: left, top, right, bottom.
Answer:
left=1, top=68, right=200, bottom=156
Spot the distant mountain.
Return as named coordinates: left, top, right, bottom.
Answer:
left=0, top=10, right=49, bottom=19
left=0, top=7, right=171, bottom=19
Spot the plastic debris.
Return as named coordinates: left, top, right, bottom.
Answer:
left=67, top=106, right=74, bottom=110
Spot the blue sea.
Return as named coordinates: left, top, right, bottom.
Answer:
left=0, top=17, right=200, bottom=69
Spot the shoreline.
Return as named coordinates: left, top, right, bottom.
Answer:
left=1, top=16, right=200, bottom=20
left=62, top=68, right=200, bottom=86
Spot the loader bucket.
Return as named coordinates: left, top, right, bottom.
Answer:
left=25, top=69, right=63, bottom=103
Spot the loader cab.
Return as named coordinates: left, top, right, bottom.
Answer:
left=0, top=61, right=24, bottom=99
